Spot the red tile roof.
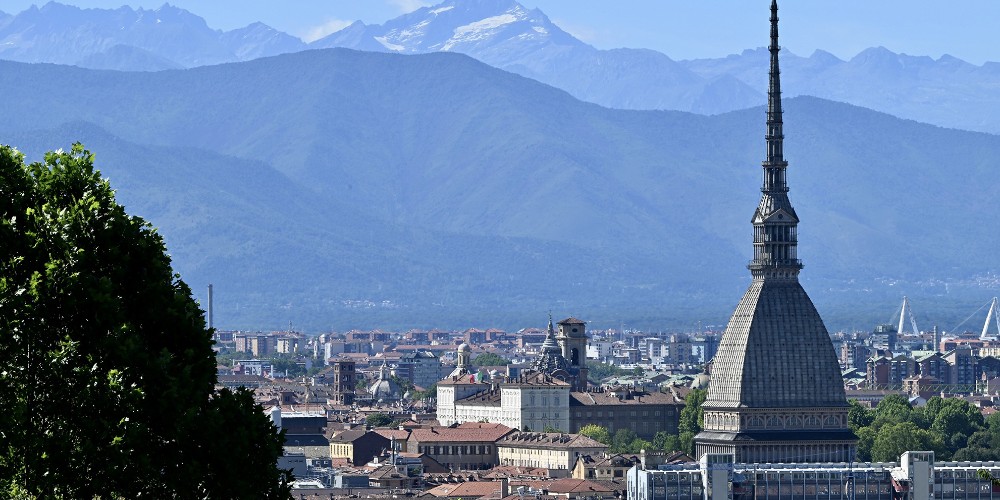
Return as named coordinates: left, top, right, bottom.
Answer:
left=427, top=481, right=504, bottom=498
left=409, top=425, right=514, bottom=444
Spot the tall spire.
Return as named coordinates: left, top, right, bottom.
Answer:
left=749, top=0, right=801, bottom=280
left=695, top=1, right=856, bottom=464
left=766, top=0, right=784, bottom=167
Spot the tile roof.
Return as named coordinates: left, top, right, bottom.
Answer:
left=456, top=389, right=502, bottom=407
left=409, top=425, right=514, bottom=443
left=497, top=432, right=606, bottom=450
left=483, top=466, right=554, bottom=479
left=284, top=434, right=330, bottom=447
left=373, top=429, right=411, bottom=441
left=569, top=390, right=680, bottom=406
left=329, top=429, right=377, bottom=443
left=427, top=481, right=504, bottom=498
left=518, top=478, right=621, bottom=494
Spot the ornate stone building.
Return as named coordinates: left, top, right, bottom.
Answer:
left=694, top=0, right=857, bottom=463
left=436, top=370, right=571, bottom=431
left=437, top=316, right=586, bottom=431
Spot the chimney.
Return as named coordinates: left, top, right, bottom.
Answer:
left=207, top=283, right=214, bottom=330
left=500, top=478, right=510, bottom=498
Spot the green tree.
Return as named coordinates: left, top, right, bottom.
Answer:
left=579, top=424, right=611, bottom=445
left=629, top=438, right=653, bottom=453
left=366, top=412, right=394, bottom=428
left=855, top=426, right=877, bottom=462
left=413, top=382, right=438, bottom=400
left=611, top=429, right=638, bottom=453
left=870, top=422, right=945, bottom=462
left=848, top=400, right=874, bottom=431
left=679, top=432, right=696, bottom=455
left=652, top=431, right=680, bottom=452
left=872, top=394, right=914, bottom=430
left=0, top=145, right=290, bottom=498
left=271, top=353, right=306, bottom=378
left=678, top=389, right=706, bottom=435
left=390, top=374, right=415, bottom=395
left=932, top=405, right=981, bottom=441
left=472, top=352, right=511, bottom=366
left=587, top=362, right=628, bottom=384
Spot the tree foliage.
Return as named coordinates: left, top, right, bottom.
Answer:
left=366, top=413, right=394, bottom=428
left=611, top=429, right=638, bottom=453
left=587, top=362, right=634, bottom=384
left=652, top=431, right=681, bottom=453
left=678, top=389, right=706, bottom=435
left=472, top=352, right=511, bottom=366
left=870, top=422, right=945, bottom=462
left=0, top=144, right=290, bottom=498
left=578, top=424, right=611, bottom=445
left=412, top=382, right=438, bottom=401
left=850, top=396, right=987, bottom=462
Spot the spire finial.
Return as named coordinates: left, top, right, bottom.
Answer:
left=766, top=0, right=784, bottom=166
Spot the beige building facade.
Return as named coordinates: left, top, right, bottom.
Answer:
left=497, top=432, right=607, bottom=472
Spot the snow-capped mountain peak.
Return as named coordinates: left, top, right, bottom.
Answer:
left=314, top=0, right=577, bottom=56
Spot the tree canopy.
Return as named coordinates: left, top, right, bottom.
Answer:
left=472, top=352, right=511, bottom=366
left=850, top=396, right=989, bottom=462
left=678, top=389, right=706, bottom=454
left=0, top=144, right=290, bottom=498
left=366, top=413, right=394, bottom=428
left=578, top=424, right=611, bottom=445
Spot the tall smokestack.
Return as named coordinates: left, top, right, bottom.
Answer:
left=207, top=284, right=214, bottom=330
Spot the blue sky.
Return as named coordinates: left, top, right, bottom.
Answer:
left=5, top=0, right=1000, bottom=63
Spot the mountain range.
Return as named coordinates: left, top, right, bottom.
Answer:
left=1, top=49, right=999, bottom=331
left=4, top=1, right=1000, bottom=133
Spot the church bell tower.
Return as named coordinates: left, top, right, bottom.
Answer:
left=556, top=317, right=588, bottom=391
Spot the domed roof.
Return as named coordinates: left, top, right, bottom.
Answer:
left=458, top=343, right=471, bottom=352
left=532, top=316, right=569, bottom=373
left=368, top=365, right=401, bottom=401
left=691, top=373, right=711, bottom=390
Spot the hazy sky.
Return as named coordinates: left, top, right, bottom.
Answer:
left=4, top=1, right=1000, bottom=64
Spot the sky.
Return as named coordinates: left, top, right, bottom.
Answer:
left=3, top=0, right=1000, bottom=64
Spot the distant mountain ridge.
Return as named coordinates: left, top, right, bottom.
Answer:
left=1, top=49, right=999, bottom=330
left=6, top=1, right=1000, bottom=133
left=680, top=46, right=1000, bottom=134
left=0, top=1, right=306, bottom=68
left=310, top=0, right=758, bottom=115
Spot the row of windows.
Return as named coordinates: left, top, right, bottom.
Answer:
left=419, top=445, right=493, bottom=455
left=573, top=410, right=670, bottom=418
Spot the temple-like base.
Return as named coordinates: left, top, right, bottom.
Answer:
left=696, top=430, right=857, bottom=463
